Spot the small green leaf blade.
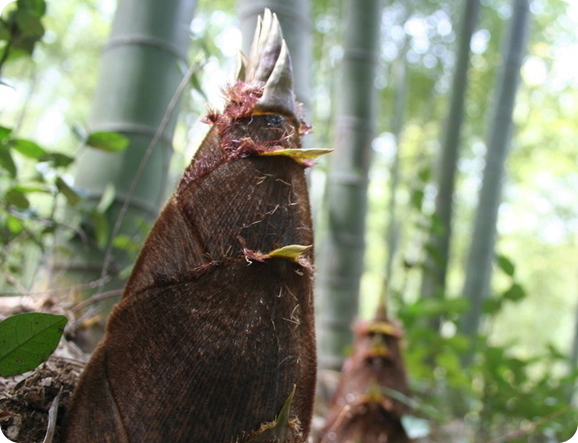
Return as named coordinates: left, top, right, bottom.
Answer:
left=43, top=152, right=75, bottom=168
left=0, top=313, right=68, bottom=377
left=15, top=9, right=45, bottom=37
left=86, top=131, right=130, bottom=152
left=0, top=125, right=11, bottom=141
left=55, top=177, right=81, bottom=206
left=0, top=145, right=17, bottom=177
left=496, top=254, right=515, bottom=277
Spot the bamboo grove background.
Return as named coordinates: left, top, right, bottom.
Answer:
left=1, top=0, right=577, bottom=440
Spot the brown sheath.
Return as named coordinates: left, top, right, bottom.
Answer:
left=64, top=10, right=317, bottom=443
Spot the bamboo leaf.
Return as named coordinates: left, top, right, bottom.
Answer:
left=55, top=177, right=81, bottom=206
left=15, top=9, right=44, bottom=37
left=496, top=254, right=515, bottom=277
left=6, top=215, right=24, bottom=234
left=5, top=188, right=30, bottom=209
left=92, top=211, right=109, bottom=250
left=86, top=131, right=130, bottom=152
left=0, top=313, right=67, bottom=377
left=0, top=20, right=10, bottom=40
left=503, top=283, right=526, bottom=302
left=19, top=0, right=47, bottom=16
left=12, top=138, right=47, bottom=159
left=0, top=145, right=17, bottom=177
left=43, top=152, right=75, bottom=168
left=483, top=298, right=503, bottom=315
left=0, top=125, right=11, bottom=141
left=97, top=183, right=116, bottom=213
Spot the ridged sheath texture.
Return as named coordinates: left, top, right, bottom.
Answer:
left=64, top=10, right=316, bottom=443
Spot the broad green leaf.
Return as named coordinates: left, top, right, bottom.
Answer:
left=55, top=177, right=81, bottom=206
left=5, top=188, right=30, bottom=209
left=503, top=283, right=526, bottom=302
left=0, top=125, right=11, bottom=141
left=42, top=152, right=75, bottom=168
left=483, top=298, right=503, bottom=315
left=0, top=313, right=67, bottom=377
left=496, top=254, right=515, bottom=277
left=19, top=0, right=47, bottom=16
left=86, top=131, right=130, bottom=152
left=6, top=215, right=24, bottom=234
left=15, top=9, right=44, bottom=37
left=0, top=145, right=17, bottom=177
left=11, top=138, right=47, bottom=159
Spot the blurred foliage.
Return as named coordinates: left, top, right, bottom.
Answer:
left=0, top=0, right=131, bottom=294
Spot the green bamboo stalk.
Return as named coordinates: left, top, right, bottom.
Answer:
left=384, top=19, right=410, bottom=292
left=316, top=0, right=382, bottom=370
left=419, top=0, right=481, bottom=312
left=49, top=0, right=197, bottom=296
left=460, top=0, right=530, bottom=343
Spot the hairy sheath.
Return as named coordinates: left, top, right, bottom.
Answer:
left=64, top=10, right=318, bottom=443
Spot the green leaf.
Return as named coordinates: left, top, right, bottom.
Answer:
left=503, top=283, right=526, bottom=302
left=5, top=188, right=30, bottom=209
left=417, top=165, right=432, bottom=183
left=55, top=177, right=81, bottom=206
left=19, top=0, right=47, bottom=16
left=0, top=125, right=11, bottom=141
left=6, top=215, right=24, bottom=234
left=496, top=254, right=515, bottom=277
left=11, top=138, right=47, bottom=159
left=96, top=183, right=116, bottom=213
left=112, top=234, right=140, bottom=253
left=15, top=9, right=44, bottom=37
left=483, top=297, right=503, bottom=315
left=14, top=184, right=50, bottom=194
left=0, top=313, right=67, bottom=377
left=42, top=152, right=75, bottom=168
left=411, top=189, right=424, bottom=210
left=92, top=211, right=109, bottom=250
left=0, top=145, right=17, bottom=177
left=0, top=19, right=10, bottom=40
left=86, top=131, right=130, bottom=152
